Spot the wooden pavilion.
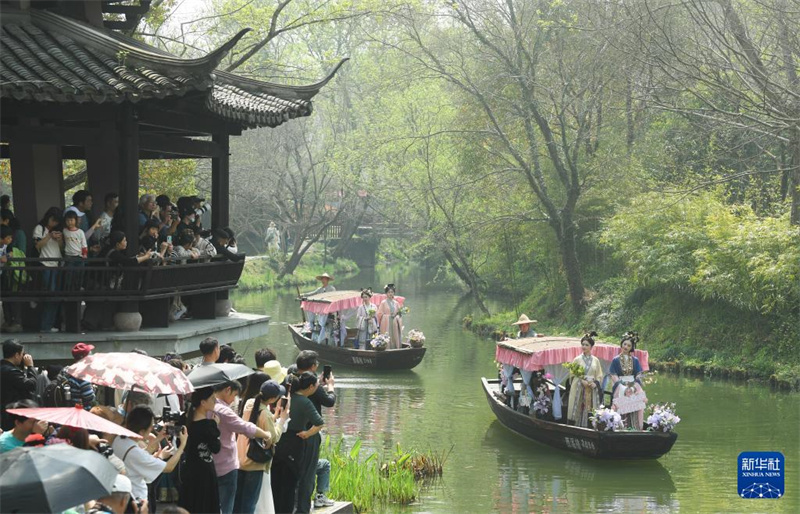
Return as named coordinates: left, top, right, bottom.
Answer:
left=0, top=0, right=345, bottom=336
left=0, top=0, right=345, bottom=239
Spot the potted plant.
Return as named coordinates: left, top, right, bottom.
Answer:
left=407, top=329, right=425, bottom=348
left=370, top=333, right=390, bottom=352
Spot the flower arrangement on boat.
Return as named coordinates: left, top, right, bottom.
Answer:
left=563, top=361, right=586, bottom=379
left=370, top=333, right=390, bottom=351
left=532, top=389, right=551, bottom=416
left=590, top=406, right=624, bottom=432
left=407, top=329, right=426, bottom=348
left=646, top=403, right=681, bottom=432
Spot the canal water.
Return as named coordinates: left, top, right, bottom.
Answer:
left=231, top=266, right=800, bottom=513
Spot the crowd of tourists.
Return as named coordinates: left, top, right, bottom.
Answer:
left=1, top=337, right=338, bottom=513
left=0, top=191, right=244, bottom=332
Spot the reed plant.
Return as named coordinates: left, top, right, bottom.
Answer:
left=320, top=437, right=449, bottom=512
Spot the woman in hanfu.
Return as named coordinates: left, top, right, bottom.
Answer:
left=609, top=332, right=647, bottom=430
left=355, top=288, right=378, bottom=349
left=567, top=332, right=604, bottom=427
left=376, top=284, right=404, bottom=349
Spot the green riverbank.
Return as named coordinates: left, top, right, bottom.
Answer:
left=466, top=288, right=800, bottom=391
left=238, top=254, right=358, bottom=291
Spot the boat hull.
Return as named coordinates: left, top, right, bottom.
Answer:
left=289, top=324, right=426, bottom=370
left=481, top=377, right=677, bottom=459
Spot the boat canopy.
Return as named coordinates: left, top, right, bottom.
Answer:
left=301, top=290, right=405, bottom=314
left=495, top=336, right=650, bottom=421
left=496, top=336, right=649, bottom=372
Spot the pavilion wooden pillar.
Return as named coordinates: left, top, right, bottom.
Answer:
left=211, top=133, right=230, bottom=229
left=9, top=139, right=64, bottom=246
left=85, top=121, right=120, bottom=217
left=117, top=107, right=140, bottom=254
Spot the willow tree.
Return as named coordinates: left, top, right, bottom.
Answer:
left=393, top=1, right=624, bottom=312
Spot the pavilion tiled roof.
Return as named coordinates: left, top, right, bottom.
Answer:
left=0, top=7, right=345, bottom=129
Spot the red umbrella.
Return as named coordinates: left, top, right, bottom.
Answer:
left=6, top=405, right=142, bottom=439
left=64, top=352, right=194, bottom=395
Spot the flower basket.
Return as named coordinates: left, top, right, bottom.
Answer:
left=407, top=329, right=425, bottom=348
left=645, top=403, right=681, bottom=433
left=590, top=407, right=624, bottom=432
left=369, top=333, right=390, bottom=352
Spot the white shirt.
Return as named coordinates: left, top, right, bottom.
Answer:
left=112, top=437, right=166, bottom=500
left=32, top=225, right=62, bottom=266
left=63, top=228, right=87, bottom=257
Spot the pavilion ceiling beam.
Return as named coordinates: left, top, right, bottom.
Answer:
left=1, top=125, right=107, bottom=146
left=138, top=108, right=242, bottom=136
left=139, top=134, right=223, bottom=158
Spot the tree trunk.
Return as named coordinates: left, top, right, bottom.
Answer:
left=442, top=248, right=490, bottom=315
left=330, top=200, right=368, bottom=259
left=280, top=238, right=307, bottom=277
left=558, top=218, right=586, bottom=313
left=791, top=127, right=800, bottom=225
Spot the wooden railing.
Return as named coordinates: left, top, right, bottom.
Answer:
left=0, top=257, right=245, bottom=332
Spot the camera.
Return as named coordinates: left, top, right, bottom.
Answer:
left=95, top=442, right=113, bottom=457
left=162, top=406, right=181, bottom=423
left=159, top=407, right=184, bottom=436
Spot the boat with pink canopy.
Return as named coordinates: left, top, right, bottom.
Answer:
left=291, top=290, right=424, bottom=370
left=300, top=290, right=404, bottom=315
left=482, top=336, right=676, bottom=459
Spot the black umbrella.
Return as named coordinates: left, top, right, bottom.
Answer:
left=187, top=363, right=255, bottom=388
left=0, top=444, right=117, bottom=513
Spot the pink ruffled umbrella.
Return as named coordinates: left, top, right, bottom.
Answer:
left=64, top=352, right=194, bottom=395
left=6, top=405, right=142, bottom=439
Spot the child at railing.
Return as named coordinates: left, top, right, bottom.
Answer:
left=63, top=210, right=88, bottom=291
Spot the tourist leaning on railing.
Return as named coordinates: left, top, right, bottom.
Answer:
left=33, top=207, right=64, bottom=333
left=193, top=230, right=217, bottom=260
left=0, top=226, right=24, bottom=332
left=210, top=228, right=244, bottom=263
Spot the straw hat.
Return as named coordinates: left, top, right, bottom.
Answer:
left=512, top=314, right=537, bottom=325
left=315, top=272, right=334, bottom=281
left=260, top=360, right=288, bottom=383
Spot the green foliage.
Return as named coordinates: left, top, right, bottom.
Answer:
left=139, top=159, right=198, bottom=200
left=601, top=192, right=799, bottom=316
left=238, top=254, right=357, bottom=291
left=320, top=436, right=446, bottom=512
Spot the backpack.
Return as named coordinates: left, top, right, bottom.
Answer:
left=42, top=371, right=72, bottom=407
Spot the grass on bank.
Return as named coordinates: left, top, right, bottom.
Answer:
left=238, top=253, right=358, bottom=291
left=321, top=437, right=448, bottom=513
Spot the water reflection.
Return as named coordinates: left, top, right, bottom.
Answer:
left=324, top=376, right=426, bottom=453
left=484, top=421, right=678, bottom=513
left=231, top=266, right=800, bottom=513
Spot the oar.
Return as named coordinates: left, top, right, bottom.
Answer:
left=296, top=285, right=306, bottom=322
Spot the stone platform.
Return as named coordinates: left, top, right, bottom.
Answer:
left=313, top=501, right=355, bottom=513
left=4, top=312, right=270, bottom=362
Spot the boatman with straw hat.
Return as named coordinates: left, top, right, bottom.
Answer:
left=512, top=314, right=544, bottom=338
left=303, top=273, right=336, bottom=343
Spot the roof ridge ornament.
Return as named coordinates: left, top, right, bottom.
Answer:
left=24, top=9, right=250, bottom=76
left=214, top=57, right=350, bottom=101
